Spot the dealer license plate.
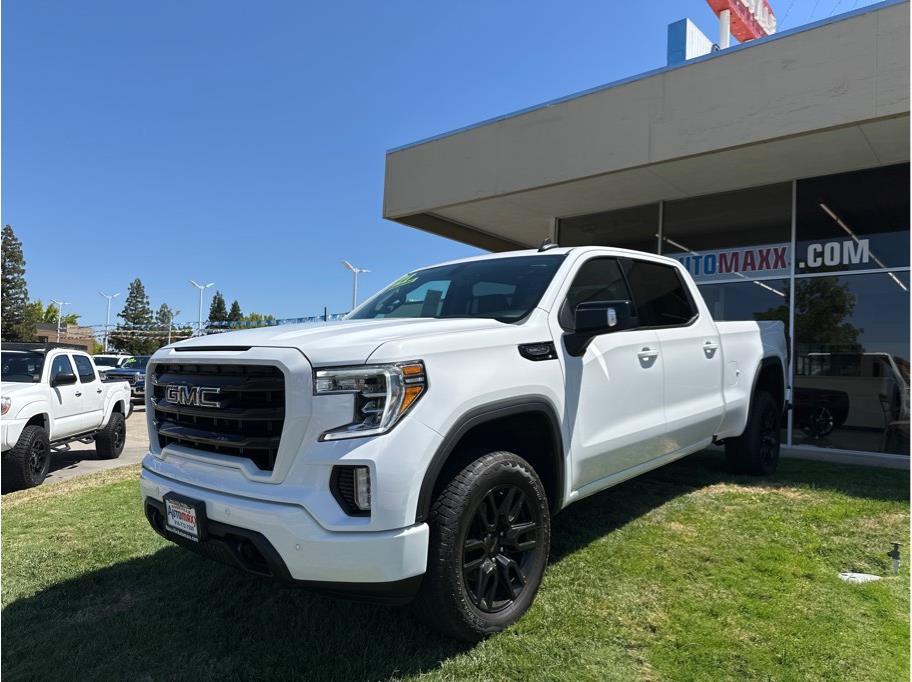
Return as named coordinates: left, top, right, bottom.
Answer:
left=165, top=496, right=203, bottom=542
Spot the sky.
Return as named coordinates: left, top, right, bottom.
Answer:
left=2, top=0, right=887, bottom=328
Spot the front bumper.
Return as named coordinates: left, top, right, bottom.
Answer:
left=140, top=465, right=429, bottom=596
left=1, top=418, right=26, bottom=452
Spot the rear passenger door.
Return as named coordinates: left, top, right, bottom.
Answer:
left=551, top=256, right=666, bottom=491
left=72, top=354, right=106, bottom=431
left=621, top=258, right=724, bottom=453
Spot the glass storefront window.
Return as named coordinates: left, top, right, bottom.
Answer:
left=792, top=272, right=910, bottom=455
left=796, top=164, right=909, bottom=275
left=558, top=203, right=658, bottom=252
left=697, top=279, right=789, bottom=323
left=663, top=183, right=792, bottom=284
left=556, top=164, right=910, bottom=457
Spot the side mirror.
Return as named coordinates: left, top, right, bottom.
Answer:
left=564, top=300, right=637, bottom=356
left=51, top=371, right=77, bottom=387
left=574, top=300, right=636, bottom=334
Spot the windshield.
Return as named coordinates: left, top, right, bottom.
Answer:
left=93, top=357, right=118, bottom=367
left=2, top=351, right=45, bottom=383
left=121, top=357, right=149, bottom=370
left=349, top=255, right=565, bottom=323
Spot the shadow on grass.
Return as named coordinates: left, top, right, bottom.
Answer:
left=550, top=450, right=909, bottom=563
left=2, top=451, right=907, bottom=679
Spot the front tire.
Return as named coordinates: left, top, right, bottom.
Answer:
left=95, top=412, right=126, bottom=460
left=726, top=391, right=781, bottom=475
left=2, top=425, right=51, bottom=491
left=414, top=451, right=550, bottom=641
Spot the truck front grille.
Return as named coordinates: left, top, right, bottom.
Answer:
left=152, top=363, right=286, bottom=471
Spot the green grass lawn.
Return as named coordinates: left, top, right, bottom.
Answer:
left=2, top=453, right=908, bottom=681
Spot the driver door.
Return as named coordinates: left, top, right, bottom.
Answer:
left=551, top=257, right=667, bottom=492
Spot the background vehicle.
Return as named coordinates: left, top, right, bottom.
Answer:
left=2, top=342, right=131, bottom=490
left=139, top=247, right=787, bottom=640
left=103, top=355, right=150, bottom=404
left=92, top=354, right=133, bottom=377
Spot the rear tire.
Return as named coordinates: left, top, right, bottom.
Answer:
left=95, top=412, right=126, bottom=460
left=726, top=391, right=780, bottom=475
left=2, top=425, right=51, bottom=490
left=413, top=450, right=550, bottom=641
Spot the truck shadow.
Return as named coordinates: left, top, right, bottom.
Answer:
left=550, top=450, right=909, bottom=564
left=2, top=452, right=906, bottom=679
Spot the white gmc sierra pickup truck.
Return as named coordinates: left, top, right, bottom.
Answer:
left=140, top=246, right=787, bottom=640
left=2, top=343, right=131, bottom=490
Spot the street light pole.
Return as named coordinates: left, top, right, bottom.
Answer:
left=49, top=299, right=71, bottom=343
left=167, top=309, right=181, bottom=345
left=189, top=280, right=214, bottom=335
left=98, top=291, right=120, bottom=352
left=341, top=260, right=370, bottom=311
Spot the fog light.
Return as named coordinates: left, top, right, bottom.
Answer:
left=353, top=466, right=371, bottom=511
left=330, top=465, right=372, bottom=516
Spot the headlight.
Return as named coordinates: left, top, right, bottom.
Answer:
left=314, top=361, right=427, bottom=440
left=1, top=397, right=10, bottom=416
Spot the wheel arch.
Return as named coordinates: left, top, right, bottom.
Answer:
left=25, top=412, right=49, bottom=431
left=416, top=397, right=565, bottom=524
left=754, top=356, right=786, bottom=416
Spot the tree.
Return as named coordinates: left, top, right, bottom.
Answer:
left=154, top=303, right=192, bottom=348
left=30, top=300, right=80, bottom=325
left=227, top=300, right=243, bottom=324
left=208, top=291, right=228, bottom=325
left=155, top=303, right=177, bottom=328
left=242, top=312, right=276, bottom=328
left=755, top=277, right=863, bottom=353
left=110, top=279, right=157, bottom=355
left=1, top=225, right=35, bottom=341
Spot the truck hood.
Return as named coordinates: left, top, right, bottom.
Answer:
left=1, top=381, right=40, bottom=397
left=167, top=317, right=509, bottom=365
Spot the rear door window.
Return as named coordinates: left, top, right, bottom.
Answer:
left=73, top=355, right=97, bottom=383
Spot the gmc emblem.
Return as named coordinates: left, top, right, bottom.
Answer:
left=165, top=384, right=222, bottom=408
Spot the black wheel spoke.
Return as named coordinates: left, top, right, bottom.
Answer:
left=479, top=492, right=498, bottom=532
left=496, top=555, right=526, bottom=598
left=503, top=521, right=537, bottom=550
left=474, top=560, right=498, bottom=611
left=498, top=487, right=525, bottom=523
left=462, top=482, right=542, bottom=614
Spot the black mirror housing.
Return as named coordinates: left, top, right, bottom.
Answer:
left=51, top=371, right=77, bottom=387
left=564, top=300, right=638, bottom=356
left=574, top=300, right=636, bottom=333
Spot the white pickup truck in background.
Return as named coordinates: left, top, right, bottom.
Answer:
left=139, top=246, right=787, bottom=640
left=1, top=343, right=132, bottom=490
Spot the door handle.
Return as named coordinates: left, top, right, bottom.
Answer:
left=96, top=388, right=103, bottom=394
left=74, top=391, right=82, bottom=397
left=703, top=341, right=720, bottom=351
left=637, top=347, right=659, bottom=360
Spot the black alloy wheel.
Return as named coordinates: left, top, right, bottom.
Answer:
left=759, top=402, right=780, bottom=468
left=802, top=406, right=835, bottom=438
left=413, top=450, right=551, bottom=641
left=462, top=485, right=540, bottom=613
left=28, top=437, right=49, bottom=483
left=112, top=417, right=125, bottom=452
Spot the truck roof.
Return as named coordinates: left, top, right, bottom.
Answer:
left=1, top=342, right=86, bottom=353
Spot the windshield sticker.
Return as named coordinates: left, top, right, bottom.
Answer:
left=389, top=273, right=419, bottom=288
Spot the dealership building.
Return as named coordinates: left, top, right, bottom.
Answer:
left=384, top=1, right=910, bottom=466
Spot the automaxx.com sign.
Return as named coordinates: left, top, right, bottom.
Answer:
left=673, top=238, right=872, bottom=282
